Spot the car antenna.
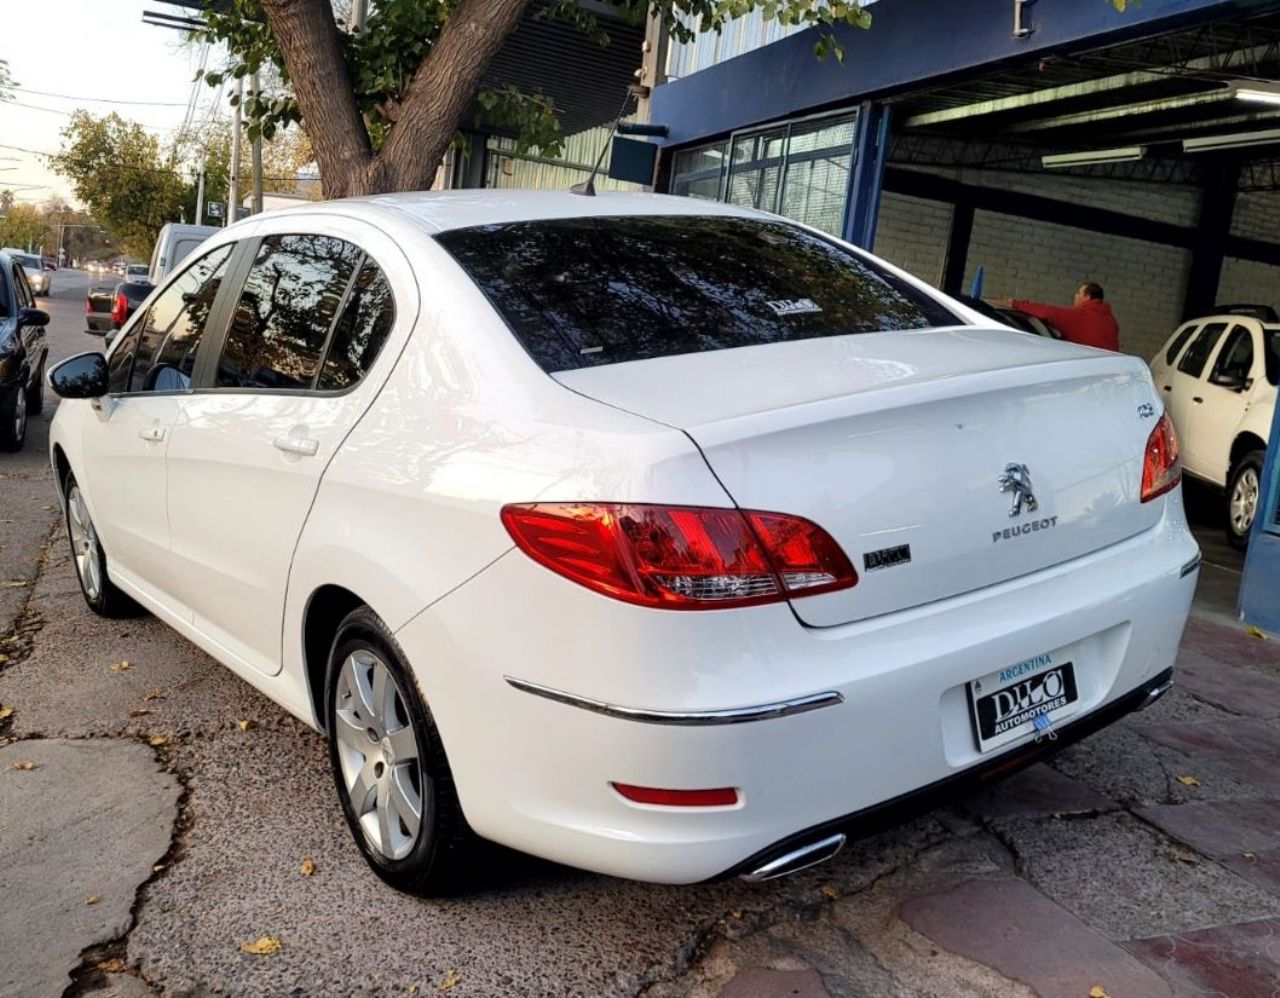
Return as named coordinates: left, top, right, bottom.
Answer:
left=571, top=92, right=635, bottom=197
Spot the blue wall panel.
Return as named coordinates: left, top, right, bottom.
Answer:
left=1240, top=403, right=1280, bottom=634
left=651, top=0, right=1273, bottom=146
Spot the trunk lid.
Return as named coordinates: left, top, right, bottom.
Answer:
left=555, top=328, right=1163, bottom=627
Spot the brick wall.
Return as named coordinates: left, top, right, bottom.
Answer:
left=871, top=167, right=1279, bottom=361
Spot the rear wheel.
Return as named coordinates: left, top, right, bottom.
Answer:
left=64, top=474, right=139, bottom=617
left=1226, top=450, right=1265, bottom=551
left=0, top=386, right=27, bottom=452
left=326, top=607, right=474, bottom=895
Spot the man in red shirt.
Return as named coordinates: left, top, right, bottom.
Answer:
left=991, top=283, right=1120, bottom=352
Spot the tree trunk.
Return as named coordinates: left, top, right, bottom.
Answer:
left=261, top=0, right=533, bottom=198
left=259, top=0, right=373, bottom=199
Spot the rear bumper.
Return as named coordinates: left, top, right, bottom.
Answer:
left=85, top=313, right=113, bottom=332
left=395, top=495, right=1198, bottom=884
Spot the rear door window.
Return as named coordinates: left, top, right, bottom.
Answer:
left=435, top=215, right=959, bottom=373
left=1209, top=325, right=1254, bottom=387
left=1176, top=322, right=1228, bottom=378
left=214, top=234, right=362, bottom=390
left=10, top=264, right=32, bottom=309
left=316, top=260, right=396, bottom=390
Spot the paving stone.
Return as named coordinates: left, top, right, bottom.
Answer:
left=1135, top=801, right=1280, bottom=857
left=1123, top=918, right=1280, bottom=996
left=1140, top=719, right=1280, bottom=797
left=1180, top=616, right=1280, bottom=670
left=899, top=877, right=1172, bottom=998
left=719, top=967, right=830, bottom=998
left=992, top=812, right=1280, bottom=940
left=1222, top=852, right=1280, bottom=899
left=1174, top=649, right=1280, bottom=718
left=959, top=763, right=1116, bottom=821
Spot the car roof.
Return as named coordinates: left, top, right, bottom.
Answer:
left=249, top=189, right=768, bottom=235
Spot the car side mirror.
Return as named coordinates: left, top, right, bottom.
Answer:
left=49, top=352, right=110, bottom=400
left=1212, top=369, right=1245, bottom=391
left=19, top=307, right=49, bottom=327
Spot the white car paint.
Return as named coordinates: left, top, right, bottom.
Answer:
left=49, top=190, right=1198, bottom=885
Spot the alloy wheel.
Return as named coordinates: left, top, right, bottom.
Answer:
left=333, top=649, right=428, bottom=861
left=1230, top=466, right=1260, bottom=538
left=67, top=486, right=102, bottom=602
left=12, top=386, right=25, bottom=444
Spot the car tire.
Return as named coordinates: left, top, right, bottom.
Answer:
left=63, top=473, right=140, bottom=618
left=0, top=385, right=27, bottom=451
left=326, top=607, right=475, bottom=896
left=1225, top=450, right=1265, bottom=551
left=26, top=363, right=44, bottom=416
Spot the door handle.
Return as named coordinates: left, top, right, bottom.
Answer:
left=273, top=435, right=319, bottom=457
left=1192, top=396, right=1204, bottom=404
left=138, top=426, right=166, bottom=442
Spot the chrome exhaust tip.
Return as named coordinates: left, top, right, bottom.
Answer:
left=1136, top=677, right=1174, bottom=712
left=740, top=832, right=847, bottom=883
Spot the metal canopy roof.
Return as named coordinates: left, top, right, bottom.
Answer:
left=891, top=11, right=1280, bottom=187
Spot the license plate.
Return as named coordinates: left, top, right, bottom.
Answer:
left=967, top=655, right=1079, bottom=753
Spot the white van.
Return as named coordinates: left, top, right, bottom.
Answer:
left=149, top=223, right=219, bottom=284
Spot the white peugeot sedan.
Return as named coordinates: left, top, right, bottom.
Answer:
left=47, top=191, right=1198, bottom=894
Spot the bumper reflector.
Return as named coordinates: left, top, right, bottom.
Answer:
left=611, top=783, right=739, bottom=807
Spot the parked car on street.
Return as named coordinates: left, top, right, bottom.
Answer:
left=1150, top=312, right=1278, bottom=549
left=0, top=250, right=49, bottom=451
left=148, top=222, right=219, bottom=284
left=47, top=191, right=1197, bottom=894
left=3, top=250, right=51, bottom=297
left=86, top=277, right=152, bottom=344
left=125, top=263, right=150, bottom=282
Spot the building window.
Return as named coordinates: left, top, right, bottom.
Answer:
left=670, top=113, right=856, bottom=237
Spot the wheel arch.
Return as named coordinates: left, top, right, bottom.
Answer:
left=301, top=584, right=369, bottom=733
left=1230, top=431, right=1267, bottom=470
left=51, top=443, right=72, bottom=497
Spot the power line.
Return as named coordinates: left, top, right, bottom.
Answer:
left=7, top=86, right=189, bottom=107
left=3, top=100, right=184, bottom=134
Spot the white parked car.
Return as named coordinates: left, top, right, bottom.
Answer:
left=1149, top=312, right=1278, bottom=549
left=4, top=251, right=50, bottom=297
left=47, top=192, right=1197, bottom=894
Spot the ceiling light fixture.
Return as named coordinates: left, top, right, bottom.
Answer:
left=1230, top=80, right=1280, bottom=106
left=1182, top=127, right=1280, bottom=153
left=1041, top=146, right=1146, bottom=169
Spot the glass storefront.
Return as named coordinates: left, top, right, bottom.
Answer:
left=668, top=112, right=856, bottom=236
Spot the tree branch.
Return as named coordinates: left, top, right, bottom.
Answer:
left=259, top=0, right=373, bottom=198
left=369, top=0, right=534, bottom=193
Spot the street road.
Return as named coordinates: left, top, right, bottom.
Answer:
left=1, top=276, right=1277, bottom=998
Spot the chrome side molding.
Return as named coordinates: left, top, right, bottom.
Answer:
left=503, top=677, right=844, bottom=726
left=741, top=833, right=847, bottom=882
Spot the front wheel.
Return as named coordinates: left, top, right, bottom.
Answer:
left=1226, top=450, right=1265, bottom=551
left=326, top=607, right=475, bottom=895
left=0, top=385, right=27, bottom=451
left=64, top=474, right=139, bottom=617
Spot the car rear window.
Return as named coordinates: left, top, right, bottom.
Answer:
left=435, top=215, right=959, bottom=372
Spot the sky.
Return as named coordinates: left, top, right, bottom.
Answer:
left=2, top=0, right=224, bottom=209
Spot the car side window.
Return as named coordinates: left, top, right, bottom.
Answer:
left=1209, top=325, right=1255, bottom=387
left=316, top=260, right=396, bottom=390
left=11, top=265, right=33, bottom=309
left=129, top=243, right=234, bottom=394
left=1164, top=323, right=1198, bottom=365
left=1177, top=322, right=1228, bottom=379
left=215, top=234, right=362, bottom=391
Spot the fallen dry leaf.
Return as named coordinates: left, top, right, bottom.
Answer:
left=142, top=689, right=165, bottom=702
left=1176, top=775, right=1200, bottom=787
left=237, top=719, right=253, bottom=732
left=729, top=908, right=743, bottom=919
left=109, top=660, right=133, bottom=673
left=407, top=987, right=419, bottom=997
left=11, top=760, right=39, bottom=771
left=0, top=654, right=9, bottom=664
left=1089, top=988, right=1111, bottom=998
left=152, top=864, right=165, bottom=873
left=239, top=936, right=282, bottom=956
left=820, top=884, right=839, bottom=900
left=1246, top=625, right=1269, bottom=640
left=85, top=895, right=101, bottom=906
left=1051, top=811, right=1065, bottom=819
left=127, top=708, right=152, bottom=718
left=299, top=856, right=317, bottom=877
left=1, top=580, right=28, bottom=589
left=0, top=705, right=13, bottom=721
left=148, top=735, right=169, bottom=747
left=438, top=969, right=462, bottom=993
left=95, top=958, right=126, bottom=973
left=1172, top=849, right=1200, bottom=865
left=1243, top=852, right=1258, bottom=861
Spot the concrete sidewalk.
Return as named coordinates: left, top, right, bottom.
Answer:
left=655, top=590, right=1280, bottom=998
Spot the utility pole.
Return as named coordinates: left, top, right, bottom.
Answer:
left=250, top=70, right=264, bottom=215
left=195, top=152, right=206, bottom=226
left=228, top=76, right=243, bottom=226
left=350, top=0, right=368, bottom=32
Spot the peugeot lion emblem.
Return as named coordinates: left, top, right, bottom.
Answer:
left=998, top=463, right=1039, bottom=517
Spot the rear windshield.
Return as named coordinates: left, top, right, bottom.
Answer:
left=435, top=215, right=959, bottom=372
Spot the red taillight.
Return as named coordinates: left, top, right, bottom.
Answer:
left=1141, top=412, right=1181, bottom=502
left=611, top=783, right=739, bottom=807
left=500, top=503, right=857, bottom=610
left=111, top=293, right=127, bottom=325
